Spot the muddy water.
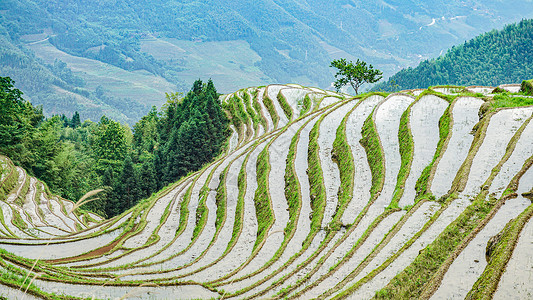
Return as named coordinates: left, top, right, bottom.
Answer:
left=319, top=96, right=341, bottom=108
left=462, top=107, right=533, bottom=197
left=490, top=118, right=533, bottom=198
left=431, top=197, right=530, bottom=299
left=350, top=198, right=469, bottom=299
left=223, top=114, right=322, bottom=294
left=180, top=141, right=264, bottom=283
left=130, top=145, right=252, bottom=277
left=492, top=165, right=533, bottom=300
left=320, top=100, right=358, bottom=227
left=345, top=202, right=440, bottom=299
left=256, top=87, right=274, bottom=133
left=374, top=95, right=414, bottom=209
left=217, top=119, right=313, bottom=291
left=279, top=87, right=311, bottom=118
left=30, top=278, right=219, bottom=300
left=342, top=95, right=383, bottom=225
left=266, top=85, right=289, bottom=126
left=398, top=95, right=448, bottom=208
left=270, top=229, right=345, bottom=297
left=297, top=211, right=405, bottom=298
left=0, top=227, right=122, bottom=260
left=432, top=97, right=484, bottom=198
left=228, top=125, right=239, bottom=153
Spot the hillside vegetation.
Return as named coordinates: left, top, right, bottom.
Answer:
left=2, top=0, right=533, bottom=122
left=1, top=81, right=533, bottom=299
left=0, top=77, right=229, bottom=218
left=375, top=19, right=533, bottom=91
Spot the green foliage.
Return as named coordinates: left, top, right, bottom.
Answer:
left=284, top=129, right=302, bottom=237
left=0, top=77, right=229, bottom=218
left=253, top=147, right=274, bottom=251
left=300, top=94, right=312, bottom=115
left=262, top=93, right=279, bottom=128
left=330, top=58, right=383, bottom=95
left=156, top=79, right=229, bottom=188
left=242, top=91, right=260, bottom=132
left=521, top=79, right=533, bottom=95
left=277, top=92, right=293, bottom=120
left=375, top=20, right=533, bottom=91
left=360, top=113, right=385, bottom=197
left=492, top=94, right=533, bottom=108
left=331, top=103, right=356, bottom=226
left=251, top=89, right=267, bottom=129
left=307, top=121, right=327, bottom=234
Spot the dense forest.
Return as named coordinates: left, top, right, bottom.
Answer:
left=0, top=77, right=229, bottom=217
left=374, top=19, right=533, bottom=91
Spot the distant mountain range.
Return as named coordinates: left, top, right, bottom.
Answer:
left=2, top=0, right=533, bottom=123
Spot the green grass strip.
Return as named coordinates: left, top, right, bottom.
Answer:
left=307, top=118, right=327, bottom=235
left=263, top=92, right=280, bottom=128
left=330, top=97, right=364, bottom=228
left=277, top=91, right=293, bottom=120
left=300, top=94, right=312, bottom=115
left=360, top=111, right=386, bottom=198
left=492, top=93, right=533, bottom=108
left=241, top=91, right=261, bottom=133
left=251, top=89, right=268, bottom=129
left=253, top=146, right=274, bottom=251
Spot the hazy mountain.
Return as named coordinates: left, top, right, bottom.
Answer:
left=2, top=0, right=533, bottom=122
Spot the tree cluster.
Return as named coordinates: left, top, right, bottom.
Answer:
left=0, top=77, right=229, bottom=218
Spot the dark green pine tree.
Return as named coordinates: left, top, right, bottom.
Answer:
left=138, top=160, right=157, bottom=198
left=71, top=111, right=81, bottom=128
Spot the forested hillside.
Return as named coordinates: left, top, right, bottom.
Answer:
left=0, top=77, right=229, bottom=217
left=374, top=19, right=533, bottom=91
left=2, top=0, right=533, bottom=123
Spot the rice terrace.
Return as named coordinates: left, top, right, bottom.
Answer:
left=2, top=80, right=533, bottom=299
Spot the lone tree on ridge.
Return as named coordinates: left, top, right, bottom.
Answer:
left=330, top=58, right=383, bottom=95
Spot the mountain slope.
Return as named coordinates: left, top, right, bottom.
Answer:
left=2, top=0, right=533, bottom=122
left=1, top=83, right=533, bottom=299
left=374, top=19, right=533, bottom=91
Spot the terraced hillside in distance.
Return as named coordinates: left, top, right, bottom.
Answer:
left=1, top=83, right=533, bottom=299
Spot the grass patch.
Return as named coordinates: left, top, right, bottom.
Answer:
left=241, top=91, right=261, bottom=133
left=263, top=93, right=279, bottom=128
left=307, top=120, right=327, bottom=235
left=277, top=91, right=294, bottom=120
left=330, top=99, right=359, bottom=228
left=360, top=112, right=385, bottom=198
left=251, top=89, right=268, bottom=129
left=491, top=94, right=533, bottom=108
left=253, top=147, right=274, bottom=251
left=284, top=130, right=302, bottom=238
left=300, top=94, right=312, bottom=115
